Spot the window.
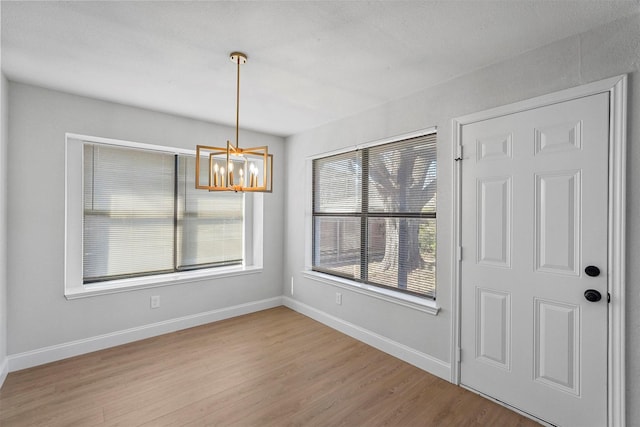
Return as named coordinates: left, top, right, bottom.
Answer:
left=65, top=134, right=261, bottom=298
left=312, top=132, right=436, bottom=299
left=83, top=143, right=243, bottom=283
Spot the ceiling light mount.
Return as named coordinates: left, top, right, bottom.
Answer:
left=195, top=51, right=272, bottom=193
left=230, top=52, right=247, bottom=65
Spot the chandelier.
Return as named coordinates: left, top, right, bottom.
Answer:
left=195, top=52, right=272, bottom=192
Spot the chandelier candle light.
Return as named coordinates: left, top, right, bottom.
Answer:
left=195, top=52, right=273, bottom=192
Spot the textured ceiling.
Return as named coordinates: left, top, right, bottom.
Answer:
left=2, top=1, right=639, bottom=136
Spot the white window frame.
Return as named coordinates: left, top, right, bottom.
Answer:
left=64, top=133, right=263, bottom=299
left=304, top=128, right=440, bottom=315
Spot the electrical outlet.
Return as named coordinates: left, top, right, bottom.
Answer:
left=150, top=295, right=160, bottom=309
left=291, top=276, right=294, bottom=296
left=336, top=292, right=342, bottom=305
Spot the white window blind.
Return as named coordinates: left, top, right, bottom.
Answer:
left=83, top=143, right=243, bottom=284
left=176, top=156, right=243, bottom=270
left=312, top=133, right=437, bottom=298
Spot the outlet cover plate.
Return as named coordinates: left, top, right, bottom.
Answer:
left=150, top=295, right=160, bottom=309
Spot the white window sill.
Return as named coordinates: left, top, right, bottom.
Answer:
left=65, top=265, right=262, bottom=299
left=302, top=271, right=440, bottom=315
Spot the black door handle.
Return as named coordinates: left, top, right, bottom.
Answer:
left=585, top=266, right=600, bottom=277
left=584, top=289, right=602, bottom=302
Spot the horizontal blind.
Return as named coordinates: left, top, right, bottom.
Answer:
left=313, top=216, right=362, bottom=280
left=176, top=156, right=243, bottom=269
left=367, top=134, right=437, bottom=297
left=313, top=150, right=362, bottom=214
left=83, top=144, right=175, bottom=282
left=312, top=150, right=362, bottom=279
left=367, top=133, right=437, bottom=214
left=312, top=133, right=437, bottom=298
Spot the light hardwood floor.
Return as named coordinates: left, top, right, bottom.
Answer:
left=0, top=307, right=539, bottom=426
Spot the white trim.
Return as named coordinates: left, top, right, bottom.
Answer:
left=304, top=158, right=314, bottom=270
left=283, top=296, right=450, bottom=380
left=607, top=75, right=627, bottom=427
left=8, top=297, right=282, bottom=372
left=450, top=117, right=463, bottom=385
left=452, top=75, right=625, bottom=124
left=66, top=132, right=194, bottom=155
left=306, top=126, right=437, bottom=161
left=65, top=265, right=263, bottom=299
left=0, top=356, right=8, bottom=389
left=451, top=75, right=627, bottom=427
left=303, top=271, right=440, bottom=315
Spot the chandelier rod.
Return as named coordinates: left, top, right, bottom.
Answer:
left=235, top=54, right=241, bottom=150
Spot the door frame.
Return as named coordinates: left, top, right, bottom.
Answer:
left=450, top=75, right=627, bottom=426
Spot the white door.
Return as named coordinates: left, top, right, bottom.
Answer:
left=460, top=92, right=609, bottom=426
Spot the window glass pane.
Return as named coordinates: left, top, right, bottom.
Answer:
left=367, top=218, right=436, bottom=298
left=83, top=144, right=175, bottom=282
left=368, top=134, right=437, bottom=214
left=176, top=156, right=243, bottom=269
left=313, top=217, right=361, bottom=280
left=312, top=132, right=437, bottom=299
left=313, top=151, right=362, bottom=213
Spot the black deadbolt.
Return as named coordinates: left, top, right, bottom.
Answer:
left=584, top=289, right=602, bottom=302
left=585, top=266, right=600, bottom=277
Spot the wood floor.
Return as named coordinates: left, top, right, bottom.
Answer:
left=0, top=307, right=539, bottom=426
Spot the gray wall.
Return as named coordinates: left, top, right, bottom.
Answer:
left=3, top=10, right=639, bottom=424
left=0, top=73, right=8, bottom=378
left=6, top=82, right=285, bottom=355
left=284, top=13, right=640, bottom=422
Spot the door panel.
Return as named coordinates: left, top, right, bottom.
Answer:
left=477, top=176, right=511, bottom=267
left=534, top=170, right=580, bottom=275
left=476, top=287, right=511, bottom=370
left=534, top=120, right=582, bottom=154
left=533, top=298, right=580, bottom=395
left=477, top=132, right=513, bottom=161
left=460, top=92, right=609, bottom=427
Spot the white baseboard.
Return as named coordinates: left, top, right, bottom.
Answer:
left=0, top=356, right=8, bottom=389
left=283, top=296, right=451, bottom=381
left=6, top=296, right=451, bottom=383
left=8, top=296, right=283, bottom=372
